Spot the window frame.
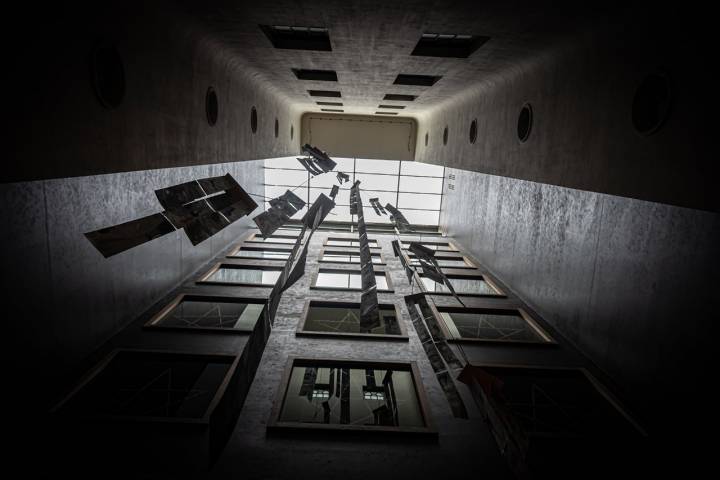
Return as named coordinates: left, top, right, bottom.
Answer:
left=324, top=237, right=381, bottom=249
left=319, top=246, right=385, bottom=265
left=401, top=240, right=457, bottom=252
left=296, top=299, right=408, bottom=340
left=227, top=245, right=294, bottom=260
left=419, top=272, right=506, bottom=297
left=52, top=348, right=241, bottom=425
left=434, top=306, right=555, bottom=345
left=409, top=252, right=477, bottom=269
left=197, top=262, right=283, bottom=287
left=245, top=233, right=301, bottom=245
left=144, top=293, right=267, bottom=334
left=310, top=267, right=394, bottom=293
left=267, top=357, right=436, bottom=437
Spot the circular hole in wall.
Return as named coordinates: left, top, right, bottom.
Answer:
left=425, top=132, right=429, bottom=146
left=274, top=118, right=279, bottom=138
left=91, top=44, right=125, bottom=109
left=250, top=107, right=258, bottom=133
left=443, top=126, right=448, bottom=145
left=517, top=103, right=533, bottom=142
left=469, top=119, right=477, bottom=144
left=632, top=72, right=671, bottom=136
left=291, top=124, right=294, bottom=140
left=205, top=87, right=218, bottom=126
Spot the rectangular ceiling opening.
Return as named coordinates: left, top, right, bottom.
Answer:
left=293, top=69, right=338, bottom=81
left=411, top=33, right=490, bottom=58
left=309, top=90, right=342, bottom=98
left=378, top=105, right=405, bottom=109
left=317, top=101, right=343, bottom=106
left=260, top=25, right=332, bottom=51
left=383, top=94, right=416, bottom=101
left=393, top=74, right=441, bottom=86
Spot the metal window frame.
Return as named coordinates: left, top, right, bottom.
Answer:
left=310, top=267, right=394, bottom=293
left=296, top=299, right=408, bottom=340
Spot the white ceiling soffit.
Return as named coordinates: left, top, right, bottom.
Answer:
left=301, top=113, right=417, bottom=161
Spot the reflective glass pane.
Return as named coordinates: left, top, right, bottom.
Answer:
left=399, top=176, right=443, bottom=194
left=207, top=267, right=281, bottom=285
left=356, top=158, right=400, bottom=174
left=279, top=363, right=425, bottom=427
left=316, top=272, right=388, bottom=289
left=353, top=173, right=399, bottom=191
left=265, top=168, right=308, bottom=186
left=403, top=210, right=440, bottom=225
left=265, top=156, right=306, bottom=169
left=422, top=276, right=498, bottom=294
left=400, top=161, right=444, bottom=177
left=439, top=310, right=545, bottom=342
left=321, top=253, right=381, bottom=264
left=231, top=249, right=291, bottom=259
left=398, top=192, right=442, bottom=211
left=159, top=300, right=263, bottom=330
left=305, top=305, right=400, bottom=335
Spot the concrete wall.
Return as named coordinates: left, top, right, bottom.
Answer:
left=440, top=168, right=719, bottom=436
left=415, top=9, right=716, bottom=211
left=2, top=159, right=264, bottom=412
left=7, top=1, right=301, bottom=182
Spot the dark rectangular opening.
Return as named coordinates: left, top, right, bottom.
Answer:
left=317, top=101, right=343, bottom=106
left=376, top=112, right=398, bottom=115
left=260, top=25, right=332, bottom=51
left=378, top=104, right=405, bottom=109
left=383, top=94, right=416, bottom=101
left=292, top=69, right=338, bottom=81
left=411, top=33, right=490, bottom=58
left=309, top=90, right=342, bottom=98
left=393, top=74, right=441, bottom=86
left=321, top=109, right=344, bottom=112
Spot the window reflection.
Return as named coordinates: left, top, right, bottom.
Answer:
left=439, top=309, right=549, bottom=342
left=279, top=364, right=425, bottom=428
left=206, top=267, right=281, bottom=285
left=421, top=276, right=498, bottom=295
left=315, top=271, right=389, bottom=290
left=321, top=252, right=382, bottom=264
left=157, top=299, right=263, bottom=330
left=230, top=249, right=291, bottom=259
left=304, top=304, right=401, bottom=335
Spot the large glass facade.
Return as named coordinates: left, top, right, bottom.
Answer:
left=264, top=157, right=445, bottom=226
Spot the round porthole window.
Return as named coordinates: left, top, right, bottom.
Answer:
left=632, top=72, right=671, bottom=136
left=290, top=124, right=294, bottom=140
left=517, top=103, right=532, bottom=142
left=274, top=118, right=279, bottom=138
left=205, top=87, right=218, bottom=126
left=469, top=119, right=477, bottom=144
left=250, top=107, right=258, bottom=133
left=425, top=132, right=429, bottom=146
left=91, top=44, right=125, bottom=109
left=443, top=126, right=449, bottom=145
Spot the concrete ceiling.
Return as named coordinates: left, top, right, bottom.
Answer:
left=180, top=0, right=621, bottom=117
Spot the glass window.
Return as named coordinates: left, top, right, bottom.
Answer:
left=438, top=309, right=550, bottom=342
left=204, top=266, right=281, bottom=285
left=303, top=304, right=401, bottom=335
left=321, top=252, right=382, bottom=264
left=265, top=168, right=307, bottom=186
left=315, top=271, right=389, bottom=290
left=399, top=176, right=443, bottom=194
left=230, top=249, right=291, bottom=259
left=277, top=362, right=426, bottom=428
left=398, top=192, right=441, bottom=211
left=59, top=351, right=233, bottom=419
left=326, top=238, right=378, bottom=247
left=411, top=258, right=469, bottom=268
left=355, top=158, right=400, bottom=174
left=422, top=276, right=498, bottom=295
left=249, top=235, right=298, bottom=244
left=400, top=161, right=444, bottom=177
left=151, top=297, right=264, bottom=330
left=402, top=242, right=452, bottom=251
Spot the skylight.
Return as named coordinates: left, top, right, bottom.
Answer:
left=263, top=157, right=445, bottom=227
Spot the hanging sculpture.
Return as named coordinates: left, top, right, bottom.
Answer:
left=408, top=242, right=465, bottom=307
left=350, top=180, right=381, bottom=331
left=85, top=173, right=257, bottom=257
left=297, top=143, right=337, bottom=175
left=384, top=203, right=412, bottom=233
left=336, top=171, right=350, bottom=184
left=253, top=190, right=306, bottom=238
left=368, top=198, right=387, bottom=216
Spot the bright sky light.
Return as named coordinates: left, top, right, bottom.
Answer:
left=263, top=157, right=445, bottom=226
